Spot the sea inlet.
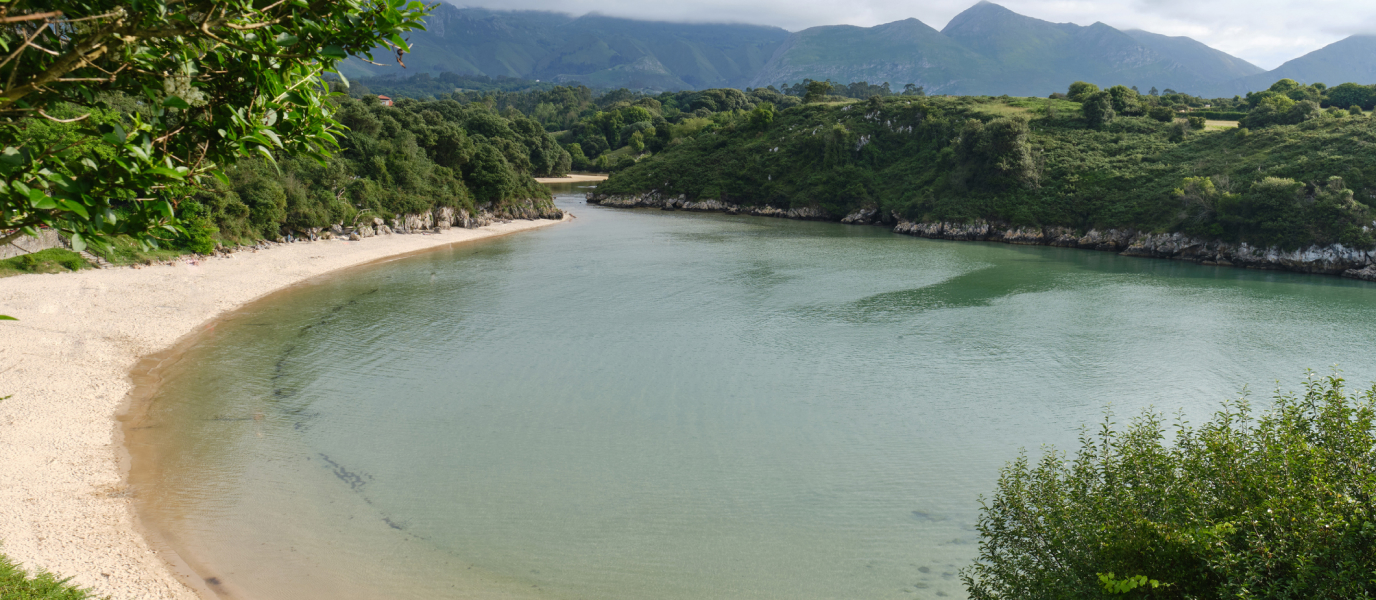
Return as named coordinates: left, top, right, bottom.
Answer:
left=128, top=183, right=1376, bottom=600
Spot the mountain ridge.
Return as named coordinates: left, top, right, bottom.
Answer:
left=351, top=2, right=1376, bottom=97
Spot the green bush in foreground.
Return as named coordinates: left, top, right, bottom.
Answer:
left=0, top=552, right=94, bottom=599
left=964, top=373, right=1376, bottom=599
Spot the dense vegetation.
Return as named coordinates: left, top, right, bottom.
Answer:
left=342, top=72, right=570, bottom=101
left=596, top=81, right=1376, bottom=251
left=964, top=373, right=1376, bottom=599
left=184, top=93, right=567, bottom=247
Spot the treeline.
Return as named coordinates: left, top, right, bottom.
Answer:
left=348, top=78, right=935, bottom=173
left=181, top=93, right=567, bottom=248
left=342, top=72, right=569, bottom=101
left=1063, top=78, right=1376, bottom=130
left=595, top=80, right=1376, bottom=252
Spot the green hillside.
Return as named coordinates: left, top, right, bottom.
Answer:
left=747, top=19, right=997, bottom=94
left=596, top=91, right=1376, bottom=252
left=1122, top=29, right=1266, bottom=83
left=339, top=5, right=789, bottom=91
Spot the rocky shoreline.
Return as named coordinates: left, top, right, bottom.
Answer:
left=275, top=200, right=563, bottom=244
left=586, top=192, right=1376, bottom=282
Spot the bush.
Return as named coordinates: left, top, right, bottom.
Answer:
left=1068, top=81, right=1100, bottom=103
left=1148, top=106, right=1175, bottom=123
left=963, top=373, right=1376, bottom=600
left=1082, top=91, right=1115, bottom=128
left=176, top=201, right=219, bottom=254
left=1187, top=116, right=1207, bottom=130
left=0, top=248, right=89, bottom=276
left=0, top=552, right=93, bottom=599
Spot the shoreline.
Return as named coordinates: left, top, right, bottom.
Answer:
left=534, top=174, right=607, bottom=184
left=0, top=215, right=570, bottom=600
left=585, top=193, right=1376, bottom=281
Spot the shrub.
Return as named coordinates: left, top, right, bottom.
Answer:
left=1148, top=106, right=1175, bottom=123
left=176, top=201, right=219, bottom=254
left=1068, top=81, right=1100, bottom=103
left=1082, top=91, right=1115, bottom=128
left=1187, top=116, right=1207, bottom=130
left=963, top=373, right=1376, bottom=600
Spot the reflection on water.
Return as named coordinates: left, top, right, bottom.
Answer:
left=129, top=185, right=1376, bottom=600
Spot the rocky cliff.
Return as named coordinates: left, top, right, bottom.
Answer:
left=586, top=191, right=1376, bottom=282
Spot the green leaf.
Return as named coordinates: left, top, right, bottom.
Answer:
left=57, top=200, right=90, bottom=219
left=275, top=33, right=300, bottom=46
left=0, top=316, right=17, bottom=321
left=320, top=45, right=348, bottom=59
left=69, top=232, right=87, bottom=252
left=29, top=190, right=57, bottom=210
left=98, top=123, right=127, bottom=144
left=164, top=96, right=191, bottom=110
left=148, top=166, right=186, bottom=180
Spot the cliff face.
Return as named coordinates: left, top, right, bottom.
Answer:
left=586, top=191, right=1376, bottom=282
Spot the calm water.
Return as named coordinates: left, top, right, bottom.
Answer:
left=130, top=185, right=1376, bottom=600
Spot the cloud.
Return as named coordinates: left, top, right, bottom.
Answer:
left=446, top=0, right=1376, bottom=70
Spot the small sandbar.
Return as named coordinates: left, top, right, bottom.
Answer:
left=535, top=174, right=608, bottom=183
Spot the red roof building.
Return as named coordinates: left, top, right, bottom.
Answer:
left=377, top=95, right=394, bottom=107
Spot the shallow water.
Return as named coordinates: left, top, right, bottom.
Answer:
left=130, top=184, right=1376, bottom=600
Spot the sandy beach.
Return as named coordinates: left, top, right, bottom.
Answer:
left=0, top=216, right=569, bottom=599
left=534, top=174, right=607, bottom=184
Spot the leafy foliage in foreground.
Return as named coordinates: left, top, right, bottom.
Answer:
left=0, top=552, right=95, bottom=599
left=0, top=0, right=429, bottom=252
left=598, top=92, right=1376, bottom=250
left=963, top=373, right=1376, bottom=599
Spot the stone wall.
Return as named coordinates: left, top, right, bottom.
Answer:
left=0, top=230, right=68, bottom=260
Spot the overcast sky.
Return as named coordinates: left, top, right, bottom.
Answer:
left=448, top=0, right=1375, bottom=70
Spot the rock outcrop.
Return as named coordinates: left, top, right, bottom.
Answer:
left=588, top=192, right=1376, bottom=281
left=586, top=192, right=832, bottom=220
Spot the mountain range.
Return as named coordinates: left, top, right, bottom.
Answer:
left=341, top=1, right=1376, bottom=97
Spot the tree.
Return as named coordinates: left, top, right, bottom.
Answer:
left=804, top=80, right=833, bottom=104
left=1106, top=85, right=1141, bottom=115
left=1324, top=82, right=1376, bottom=111
left=748, top=102, right=775, bottom=130
left=963, top=373, right=1376, bottom=600
left=903, top=83, right=926, bottom=97
left=1067, top=81, right=1099, bottom=102
left=1081, top=91, right=1115, bottom=128
left=1149, top=106, right=1175, bottom=122
left=0, top=0, right=430, bottom=252
left=1149, top=86, right=1159, bottom=96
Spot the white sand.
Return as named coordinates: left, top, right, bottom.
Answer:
left=0, top=216, right=569, bottom=599
left=534, top=174, right=607, bottom=183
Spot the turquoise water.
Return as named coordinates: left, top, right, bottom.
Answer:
left=131, top=184, right=1376, bottom=600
